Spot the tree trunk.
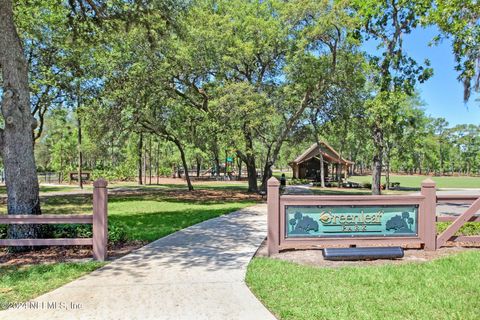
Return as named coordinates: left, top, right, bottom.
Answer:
left=372, top=153, right=382, bottom=195
left=1, top=1, right=42, bottom=249
left=385, top=157, right=390, bottom=190
left=156, top=141, right=160, bottom=184
left=143, top=143, right=147, bottom=184
left=214, top=155, right=220, bottom=176
left=260, top=161, right=273, bottom=191
left=196, top=156, right=201, bottom=177
left=319, top=153, right=325, bottom=188
left=173, top=139, right=193, bottom=191
left=77, top=112, right=83, bottom=189
left=148, top=135, right=152, bottom=185
left=311, top=122, right=325, bottom=188
left=245, top=156, right=258, bottom=193
left=137, top=133, right=143, bottom=185
left=371, top=127, right=383, bottom=195
left=259, top=146, right=273, bottom=191
left=236, top=157, right=242, bottom=180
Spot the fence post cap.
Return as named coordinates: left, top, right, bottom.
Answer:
left=93, top=179, right=108, bottom=188
left=421, top=178, right=436, bottom=188
left=267, top=177, right=280, bottom=186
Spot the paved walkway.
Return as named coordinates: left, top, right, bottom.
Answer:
left=1, top=204, right=275, bottom=320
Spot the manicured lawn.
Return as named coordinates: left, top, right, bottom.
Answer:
left=349, top=175, right=480, bottom=189
left=26, top=194, right=256, bottom=242
left=309, top=187, right=408, bottom=195
left=0, top=184, right=80, bottom=195
left=108, top=182, right=249, bottom=192
left=273, top=171, right=293, bottom=179
left=0, top=181, right=250, bottom=197
left=0, top=262, right=104, bottom=310
left=246, top=251, right=480, bottom=320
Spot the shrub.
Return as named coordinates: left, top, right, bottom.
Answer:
left=159, top=166, right=173, bottom=177
left=47, top=222, right=128, bottom=245
left=362, top=182, right=372, bottom=189
left=0, top=224, right=6, bottom=239
left=288, top=178, right=311, bottom=185
left=107, top=222, right=128, bottom=244
left=0, top=222, right=127, bottom=245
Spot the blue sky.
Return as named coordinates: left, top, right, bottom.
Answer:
left=364, top=26, right=480, bottom=127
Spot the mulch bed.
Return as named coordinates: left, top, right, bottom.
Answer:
left=0, top=241, right=147, bottom=267
left=160, top=189, right=263, bottom=202
left=255, top=239, right=480, bottom=268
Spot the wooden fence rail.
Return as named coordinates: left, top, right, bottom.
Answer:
left=436, top=193, right=480, bottom=248
left=0, top=179, right=108, bottom=261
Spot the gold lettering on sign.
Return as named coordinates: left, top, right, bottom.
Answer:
left=318, top=210, right=385, bottom=233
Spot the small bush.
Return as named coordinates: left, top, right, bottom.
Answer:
left=0, top=224, right=7, bottom=239
left=107, top=222, right=128, bottom=244
left=362, top=182, right=372, bottom=189
left=0, top=221, right=128, bottom=245
left=158, top=166, right=173, bottom=177
left=47, top=222, right=128, bottom=245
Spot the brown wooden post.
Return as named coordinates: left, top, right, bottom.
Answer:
left=267, top=177, right=280, bottom=256
left=93, top=179, right=108, bottom=261
left=421, top=179, right=436, bottom=250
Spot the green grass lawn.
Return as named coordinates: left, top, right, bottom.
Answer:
left=309, top=187, right=408, bottom=195
left=246, top=251, right=480, bottom=320
left=0, top=262, right=104, bottom=310
left=29, top=194, right=256, bottom=242
left=273, top=171, right=293, bottom=179
left=0, top=184, right=81, bottom=195
left=349, top=175, right=480, bottom=189
left=0, top=180, right=250, bottom=196
left=108, top=181, right=249, bottom=192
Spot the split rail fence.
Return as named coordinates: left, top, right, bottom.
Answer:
left=0, top=179, right=108, bottom=261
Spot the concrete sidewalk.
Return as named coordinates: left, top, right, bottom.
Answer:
left=1, top=204, right=275, bottom=320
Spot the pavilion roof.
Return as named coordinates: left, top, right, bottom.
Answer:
left=290, top=142, right=354, bottom=165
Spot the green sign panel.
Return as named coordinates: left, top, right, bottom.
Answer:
left=286, top=205, right=418, bottom=238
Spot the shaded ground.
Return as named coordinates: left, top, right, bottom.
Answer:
left=0, top=242, right=146, bottom=267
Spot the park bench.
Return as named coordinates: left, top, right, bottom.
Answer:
left=389, top=182, right=401, bottom=190
left=69, top=172, right=91, bottom=183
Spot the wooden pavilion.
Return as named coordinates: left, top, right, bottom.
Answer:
left=289, top=142, right=354, bottom=181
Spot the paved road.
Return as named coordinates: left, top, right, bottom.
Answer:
left=283, top=185, right=479, bottom=216
left=284, top=184, right=313, bottom=195
left=0, top=204, right=275, bottom=320
left=435, top=190, right=480, bottom=216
